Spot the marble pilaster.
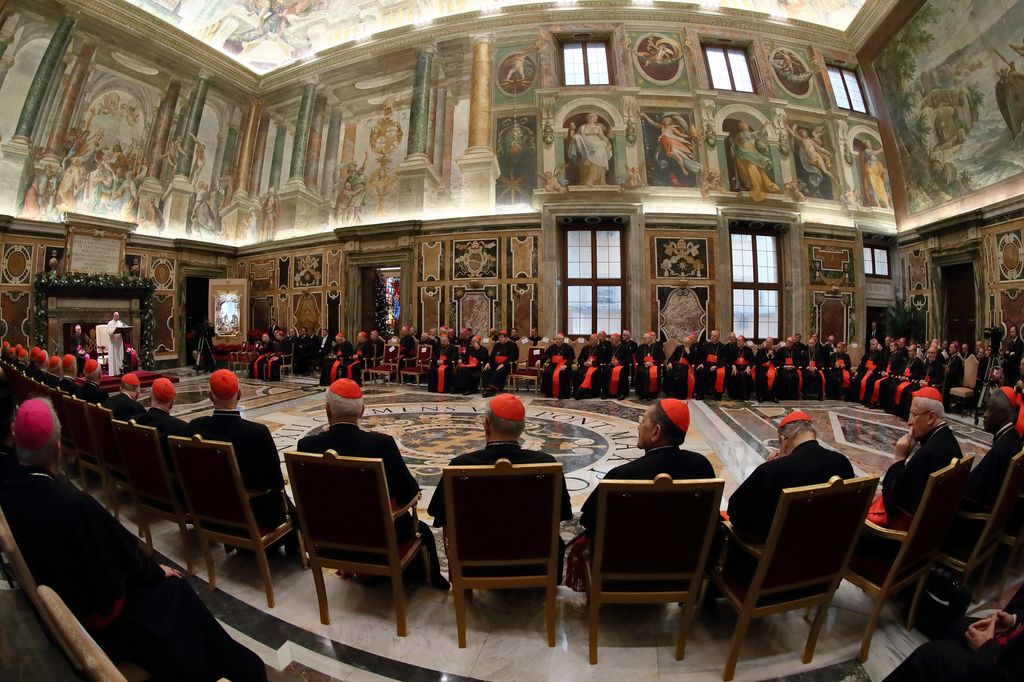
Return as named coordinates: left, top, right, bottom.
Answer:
left=321, top=109, right=342, bottom=198
left=431, top=87, right=447, bottom=174
left=456, top=34, right=499, bottom=211
left=268, top=122, right=287, bottom=190
left=147, top=79, right=181, bottom=179
left=406, top=45, right=435, bottom=158
left=233, top=98, right=262, bottom=197
left=288, top=81, right=317, bottom=182
left=247, top=113, right=270, bottom=197
left=303, top=94, right=327, bottom=191
left=13, top=15, right=73, bottom=141
left=174, top=75, right=209, bottom=178
left=42, top=42, right=94, bottom=158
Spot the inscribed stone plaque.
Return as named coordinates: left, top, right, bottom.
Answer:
left=68, top=231, right=124, bottom=275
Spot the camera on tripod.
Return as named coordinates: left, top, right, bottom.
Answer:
left=984, top=325, right=1004, bottom=348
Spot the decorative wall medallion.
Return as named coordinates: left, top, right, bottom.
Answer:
left=1, top=244, right=32, bottom=285
left=998, top=230, right=1024, bottom=282
left=453, top=239, right=498, bottom=279
left=293, top=292, right=322, bottom=333
left=809, top=245, right=852, bottom=287
left=151, top=257, right=175, bottom=290
left=509, top=235, right=537, bottom=278
left=632, top=33, right=684, bottom=85
left=420, top=286, right=442, bottom=333
left=657, top=286, right=708, bottom=341
left=769, top=48, right=816, bottom=98
left=654, top=237, right=709, bottom=278
left=420, top=241, right=443, bottom=282
left=293, top=253, right=323, bottom=288
left=497, top=50, right=537, bottom=95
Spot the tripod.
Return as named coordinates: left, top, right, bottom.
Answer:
left=974, top=353, right=1000, bottom=424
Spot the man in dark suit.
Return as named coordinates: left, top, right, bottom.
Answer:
left=58, top=354, right=78, bottom=394
left=27, top=348, right=46, bottom=381
left=296, top=379, right=448, bottom=589
left=884, top=583, right=1024, bottom=682
left=579, top=399, right=715, bottom=536
left=874, top=387, right=963, bottom=529
left=1004, top=325, right=1024, bottom=387
left=963, top=387, right=1023, bottom=512
left=103, top=372, right=146, bottom=421
left=134, top=378, right=190, bottom=463
left=186, top=370, right=295, bottom=546
left=75, top=359, right=108, bottom=405
left=41, top=355, right=61, bottom=388
left=728, top=411, right=855, bottom=542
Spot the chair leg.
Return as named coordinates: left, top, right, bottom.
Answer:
left=453, top=584, right=468, bottom=648
left=545, top=582, right=556, bottom=647
left=723, top=610, right=754, bottom=682
left=977, top=552, right=997, bottom=592
left=588, top=596, right=601, bottom=665
left=391, top=568, right=408, bottom=637
left=255, top=544, right=275, bottom=608
left=175, top=519, right=194, bottom=576
left=139, top=512, right=153, bottom=550
left=859, top=592, right=887, bottom=663
left=803, top=602, right=830, bottom=664
left=676, top=597, right=699, bottom=661
left=906, top=575, right=928, bottom=630
left=200, top=534, right=217, bottom=592
left=311, top=563, right=330, bottom=625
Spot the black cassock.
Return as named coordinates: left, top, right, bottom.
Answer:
left=427, top=343, right=459, bottom=393
left=864, top=353, right=906, bottom=408
left=754, top=347, right=779, bottom=402
left=634, top=342, right=666, bottom=400
left=888, top=356, right=925, bottom=418
left=319, top=339, right=353, bottom=386
left=573, top=343, right=610, bottom=399
left=1004, top=336, right=1024, bottom=386
left=605, top=342, right=634, bottom=399
left=801, top=346, right=829, bottom=400
left=728, top=345, right=755, bottom=401
left=454, top=346, right=489, bottom=394
left=0, top=467, right=265, bottom=681
left=881, top=423, right=963, bottom=522
left=483, top=340, right=519, bottom=393
left=344, top=340, right=372, bottom=385
left=251, top=340, right=284, bottom=381
left=664, top=343, right=698, bottom=400
left=541, top=343, right=576, bottom=398
left=827, top=352, right=853, bottom=400
left=943, top=353, right=965, bottom=403
left=774, top=346, right=805, bottom=400
left=850, top=350, right=884, bottom=403
left=697, top=341, right=730, bottom=399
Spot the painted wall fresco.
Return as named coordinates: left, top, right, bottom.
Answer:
left=874, top=0, right=1024, bottom=215
left=640, top=110, right=703, bottom=187
left=495, top=115, right=538, bottom=205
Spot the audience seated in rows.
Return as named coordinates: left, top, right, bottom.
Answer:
left=74, top=359, right=107, bottom=405
left=103, top=372, right=145, bottom=422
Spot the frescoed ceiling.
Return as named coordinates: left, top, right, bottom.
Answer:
left=120, top=0, right=871, bottom=74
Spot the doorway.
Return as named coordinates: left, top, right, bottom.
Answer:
left=866, top=306, right=886, bottom=343
left=357, top=266, right=401, bottom=336
left=184, top=276, right=210, bottom=362
left=942, top=263, right=976, bottom=346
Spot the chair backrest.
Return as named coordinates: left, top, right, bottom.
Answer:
left=527, top=346, right=544, bottom=368
left=382, top=344, right=399, bottom=363
left=167, top=436, right=252, bottom=530
left=592, top=476, right=724, bottom=584
left=663, top=340, right=679, bottom=360
left=977, top=450, right=1024, bottom=549
left=755, top=476, right=879, bottom=596
left=285, top=450, right=395, bottom=559
left=48, top=391, right=74, bottom=448
left=570, top=340, right=587, bottom=359
left=895, top=457, right=974, bottom=582
left=62, top=396, right=98, bottom=462
left=84, top=403, right=126, bottom=475
left=112, top=420, right=178, bottom=509
left=36, top=585, right=128, bottom=682
left=417, top=344, right=432, bottom=366
left=961, top=354, right=979, bottom=389
left=443, top=460, right=562, bottom=569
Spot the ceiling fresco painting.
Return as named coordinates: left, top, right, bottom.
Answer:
left=122, top=0, right=870, bottom=74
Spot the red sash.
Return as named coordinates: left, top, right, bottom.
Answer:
left=644, top=355, right=658, bottom=393
left=436, top=364, right=446, bottom=392
left=870, top=371, right=887, bottom=405
left=735, top=358, right=749, bottom=367
left=760, top=362, right=776, bottom=391
left=867, top=495, right=912, bottom=531
left=785, top=358, right=793, bottom=365
left=708, top=354, right=725, bottom=393
left=608, top=365, right=625, bottom=395
left=1016, top=404, right=1024, bottom=437
left=495, top=355, right=508, bottom=365
left=859, top=361, right=876, bottom=401
left=346, top=359, right=360, bottom=379
left=706, top=354, right=718, bottom=363
left=678, top=359, right=695, bottom=399
left=551, top=357, right=567, bottom=396
left=808, top=361, right=817, bottom=368
left=834, top=359, right=851, bottom=389
left=580, top=365, right=599, bottom=389
left=330, top=359, right=343, bottom=382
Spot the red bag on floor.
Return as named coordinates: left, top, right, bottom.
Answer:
left=563, top=534, right=589, bottom=593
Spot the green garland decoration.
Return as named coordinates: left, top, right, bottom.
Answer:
left=33, top=272, right=158, bottom=370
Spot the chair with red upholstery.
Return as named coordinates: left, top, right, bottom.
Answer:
left=844, top=457, right=973, bottom=662
left=167, top=435, right=300, bottom=608
left=585, top=475, right=725, bottom=664
left=511, top=345, right=546, bottom=393
left=366, top=344, right=401, bottom=384
left=442, top=459, right=564, bottom=648
left=398, top=344, right=433, bottom=386
left=285, top=449, right=427, bottom=635
left=712, top=475, right=879, bottom=681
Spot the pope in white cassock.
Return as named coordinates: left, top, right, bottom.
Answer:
left=106, top=311, right=126, bottom=375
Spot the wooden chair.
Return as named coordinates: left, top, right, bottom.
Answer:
left=285, top=449, right=428, bottom=635
left=996, top=492, right=1024, bottom=596
left=712, top=475, right=879, bottom=681
left=84, top=402, right=132, bottom=520
left=938, top=449, right=1024, bottom=591
left=167, top=435, right=299, bottom=608
left=366, top=344, right=401, bottom=383
left=36, top=585, right=152, bottom=682
left=398, top=344, right=433, bottom=386
left=442, top=459, right=564, bottom=648
left=62, top=396, right=111, bottom=506
left=663, top=340, right=679, bottom=361
left=511, top=345, right=545, bottom=393
left=845, top=457, right=973, bottom=662
left=112, top=419, right=194, bottom=575
left=0, top=508, right=82, bottom=671
left=947, top=354, right=979, bottom=413
left=278, top=352, right=294, bottom=378
left=585, top=476, right=725, bottom=664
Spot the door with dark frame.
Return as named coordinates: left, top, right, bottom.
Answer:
left=943, top=263, right=976, bottom=349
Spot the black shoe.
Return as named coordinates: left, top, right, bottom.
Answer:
left=431, top=575, right=451, bottom=591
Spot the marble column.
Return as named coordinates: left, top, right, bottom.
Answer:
left=303, top=94, right=327, bottom=190
left=175, top=75, right=209, bottom=177
left=268, top=121, right=287, bottom=189
left=431, top=87, right=447, bottom=174
left=321, top=109, right=342, bottom=197
left=146, top=79, right=181, bottom=179
left=233, top=98, right=261, bottom=197
left=221, top=125, right=237, bottom=184
left=341, top=122, right=357, bottom=164
left=456, top=34, right=500, bottom=212
left=406, top=45, right=435, bottom=158
left=0, top=32, right=15, bottom=93
left=13, top=16, right=73, bottom=141
left=42, top=41, right=93, bottom=157
left=248, top=113, right=270, bottom=197
left=288, top=81, right=316, bottom=182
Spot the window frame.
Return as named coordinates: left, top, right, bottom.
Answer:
left=702, top=44, right=756, bottom=94
left=560, top=224, right=628, bottom=336
left=863, top=245, right=891, bottom=279
left=827, top=65, right=869, bottom=114
left=560, top=39, right=612, bottom=87
left=730, top=227, right=783, bottom=343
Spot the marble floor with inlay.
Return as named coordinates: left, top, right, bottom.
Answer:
left=5, top=371, right=1022, bottom=682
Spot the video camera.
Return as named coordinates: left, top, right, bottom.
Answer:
left=984, top=325, right=1004, bottom=349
